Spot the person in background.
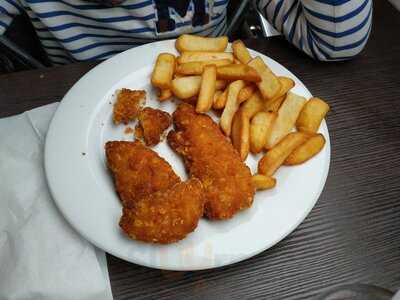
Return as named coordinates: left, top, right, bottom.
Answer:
left=256, top=0, right=373, bottom=61
left=0, top=0, right=371, bottom=65
left=257, top=0, right=372, bottom=61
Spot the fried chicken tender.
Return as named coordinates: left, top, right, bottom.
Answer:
left=113, top=89, right=146, bottom=125
left=135, top=107, right=172, bottom=146
left=119, top=178, right=204, bottom=244
left=105, top=141, right=180, bottom=207
left=168, top=103, right=255, bottom=220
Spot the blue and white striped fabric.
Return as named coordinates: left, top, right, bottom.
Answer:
left=257, top=0, right=373, bottom=61
left=0, top=0, right=228, bottom=64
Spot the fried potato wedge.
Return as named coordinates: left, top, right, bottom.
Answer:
left=171, top=76, right=226, bottom=99
left=265, top=95, right=285, bottom=113
left=265, top=76, right=295, bottom=108
left=220, top=80, right=246, bottom=136
left=196, top=65, right=217, bottom=113
left=151, top=53, right=175, bottom=89
left=296, top=97, right=330, bottom=133
left=238, top=84, right=256, bottom=103
left=232, top=40, right=252, bottom=64
left=213, top=90, right=223, bottom=105
left=171, top=76, right=201, bottom=99
left=175, top=34, right=228, bottom=52
left=216, top=64, right=261, bottom=82
left=265, top=92, right=307, bottom=149
left=241, top=91, right=264, bottom=118
left=250, top=111, right=277, bottom=153
left=158, top=89, right=173, bottom=102
left=213, top=87, right=228, bottom=109
left=231, top=109, right=250, bottom=161
left=215, top=79, right=228, bottom=91
left=252, top=174, right=276, bottom=190
left=175, top=59, right=231, bottom=75
left=177, top=51, right=234, bottom=64
left=284, top=134, right=326, bottom=165
left=248, top=56, right=280, bottom=100
left=258, top=132, right=310, bottom=176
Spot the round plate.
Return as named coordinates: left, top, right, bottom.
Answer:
left=45, top=40, right=330, bottom=271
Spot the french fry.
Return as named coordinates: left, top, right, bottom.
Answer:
left=252, top=174, right=276, bottom=190
left=233, top=58, right=242, bottom=64
left=265, top=92, right=307, bottom=149
left=296, top=97, right=330, bottom=133
left=284, top=134, right=326, bottom=165
left=238, top=84, right=256, bottom=103
left=232, top=40, right=252, bottom=64
left=231, top=109, right=250, bottom=161
left=175, top=34, right=228, bottom=52
left=158, top=89, right=173, bottom=101
left=258, top=132, right=310, bottom=176
left=250, top=111, right=277, bottom=153
left=175, top=59, right=231, bottom=75
left=265, top=95, right=285, bottom=112
left=217, top=64, right=261, bottom=82
left=267, top=76, right=295, bottom=104
left=248, top=56, right=280, bottom=100
left=196, top=65, right=216, bottom=113
left=173, top=73, right=184, bottom=79
left=215, top=79, right=228, bottom=90
left=171, top=76, right=226, bottom=99
left=213, top=87, right=228, bottom=109
left=171, top=76, right=201, bottom=99
left=241, top=91, right=264, bottom=118
left=177, top=51, right=234, bottom=64
left=151, top=53, right=175, bottom=89
left=220, top=80, right=246, bottom=136
left=213, top=90, right=223, bottom=105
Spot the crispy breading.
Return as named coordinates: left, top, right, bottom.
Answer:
left=119, top=178, right=204, bottom=244
left=105, top=141, right=180, bottom=208
left=113, top=89, right=146, bottom=125
left=135, top=107, right=172, bottom=146
left=168, top=103, right=255, bottom=220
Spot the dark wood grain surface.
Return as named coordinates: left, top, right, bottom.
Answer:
left=1, top=1, right=399, bottom=299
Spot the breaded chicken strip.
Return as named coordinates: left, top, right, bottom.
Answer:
left=168, top=103, right=255, bottom=220
left=120, top=178, right=204, bottom=244
left=135, top=107, right=172, bottom=146
left=105, top=141, right=180, bottom=207
left=113, top=89, right=146, bottom=125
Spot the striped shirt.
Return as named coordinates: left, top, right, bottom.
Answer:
left=0, top=0, right=372, bottom=64
left=0, top=0, right=228, bottom=64
left=256, top=0, right=373, bottom=61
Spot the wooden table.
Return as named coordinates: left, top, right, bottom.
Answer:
left=1, top=1, right=399, bottom=299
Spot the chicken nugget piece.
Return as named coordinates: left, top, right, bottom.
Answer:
left=168, top=103, right=255, bottom=220
left=105, top=141, right=180, bottom=207
left=113, top=89, right=146, bottom=125
left=120, top=178, right=204, bottom=244
left=135, top=107, right=172, bottom=146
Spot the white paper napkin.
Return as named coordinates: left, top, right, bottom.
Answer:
left=0, top=103, right=113, bottom=300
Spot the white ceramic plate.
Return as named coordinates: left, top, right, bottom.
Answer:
left=45, top=40, right=330, bottom=271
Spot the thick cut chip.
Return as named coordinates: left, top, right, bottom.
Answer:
left=151, top=53, right=175, bottom=89
left=258, top=132, right=310, bottom=176
left=265, top=92, right=307, bottom=149
left=175, top=34, right=228, bottom=52
left=296, top=97, right=330, bottom=133
left=248, top=56, right=280, bottom=100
